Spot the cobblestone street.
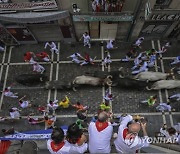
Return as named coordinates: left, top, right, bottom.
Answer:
left=0, top=40, right=179, bottom=138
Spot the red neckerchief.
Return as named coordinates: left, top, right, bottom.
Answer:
left=123, top=128, right=128, bottom=139
left=95, top=120, right=108, bottom=132
left=51, top=141, right=65, bottom=152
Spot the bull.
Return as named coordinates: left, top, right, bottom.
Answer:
left=112, top=77, right=148, bottom=89
left=72, top=75, right=112, bottom=91
left=15, top=74, right=48, bottom=86
left=146, top=80, right=180, bottom=90
left=133, top=71, right=173, bottom=81
left=85, top=67, right=125, bottom=79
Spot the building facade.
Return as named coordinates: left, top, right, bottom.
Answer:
left=0, top=0, right=179, bottom=45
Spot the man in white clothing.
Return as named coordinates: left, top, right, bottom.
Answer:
left=33, top=63, right=45, bottom=74
left=3, top=86, right=18, bottom=98
left=47, top=100, right=59, bottom=111
left=67, top=52, right=83, bottom=64
left=88, top=111, right=113, bottom=153
left=114, top=115, right=149, bottom=153
left=80, top=32, right=91, bottom=48
left=9, top=107, right=21, bottom=119
left=169, top=93, right=180, bottom=101
left=156, top=102, right=172, bottom=112
left=106, top=40, right=114, bottom=50
left=47, top=127, right=71, bottom=154
left=134, top=37, right=144, bottom=47
left=44, top=42, right=59, bottom=54
left=132, top=60, right=148, bottom=75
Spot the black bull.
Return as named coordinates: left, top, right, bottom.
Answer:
left=15, top=74, right=48, bottom=86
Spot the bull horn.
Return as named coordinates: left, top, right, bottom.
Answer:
left=107, top=75, right=113, bottom=79
left=119, top=74, right=124, bottom=78
left=118, top=67, right=123, bottom=71
left=107, top=80, right=112, bottom=86
left=146, top=86, right=151, bottom=90
left=72, top=87, right=77, bottom=91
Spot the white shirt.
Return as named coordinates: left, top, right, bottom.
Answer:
left=114, top=115, right=149, bottom=153
left=10, top=108, right=20, bottom=119
left=48, top=100, right=58, bottom=110
left=68, top=142, right=88, bottom=154
left=106, top=40, right=114, bottom=49
left=70, top=53, right=81, bottom=60
left=20, top=101, right=29, bottom=108
left=88, top=121, right=113, bottom=153
left=47, top=139, right=71, bottom=154
left=156, top=103, right=171, bottom=112
left=33, top=64, right=44, bottom=73
left=83, top=34, right=90, bottom=43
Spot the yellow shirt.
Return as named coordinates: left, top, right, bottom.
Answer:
left=59, top=96, right=70, bottom=108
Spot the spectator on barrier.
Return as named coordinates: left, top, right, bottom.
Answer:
left=47, top=127, right=71, bottom=153
left=66, top=123, right=88, bottom=153
left=114, top=115, right=149, bottom=153
left=159, top=124, right=179, bottom=142
left=88, top=111, right=113, bottom=153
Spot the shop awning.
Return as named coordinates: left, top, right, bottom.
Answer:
left=0, top=10, right=69, bottom=23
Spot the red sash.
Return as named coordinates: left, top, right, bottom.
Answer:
left=50, top=141, right=65, bottom=152
left=95, top=121, right=108, bottom=132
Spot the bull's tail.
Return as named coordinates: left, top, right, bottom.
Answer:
left=146, top=86, right=152, bottom=90
left=72, top=79, right=77, bottom=91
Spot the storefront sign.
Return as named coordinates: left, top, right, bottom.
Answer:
left=73, top=14, right=133, bottom=22
left=140, top=21, right=173, bottom=38
left=151, top=14, right=180, bottom=21
left=0, top=0, right=57, bottom=11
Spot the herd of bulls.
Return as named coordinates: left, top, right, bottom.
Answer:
left=15, top=67, right=180, bottom=91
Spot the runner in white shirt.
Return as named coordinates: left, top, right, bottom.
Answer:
left=156, top=102, right=172, bottom=112
left=18, top=95, right=32, bottom=109
left=80, top=32, right=91, bottom=48
left=47, top=127, right=71, bottom=154
left=106, top=40, right=114, bottom=50
left=33, top=62, right=45, bottom=74
left=47, top=100, right=59, bottom=111
left=67, top=52, right=83, bottom=64
left=134, top=37, right=144, bottom=47
left=114, top=115, right=149, bottom=153
left=44, top=41, right=59, bottom=54
left=88, top=111, right=113, bottom=153
left=9, top=107, right=21, bottom=119
left=132, top=60, right=148, bottom=75
left=103, top=53, right=112, bottom=68
left=169, top=93, right=180, bottom=101
left=3, top=86, right=18, bottom=98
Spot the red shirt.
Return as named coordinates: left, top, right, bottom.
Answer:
left=24, top=52, right=32, bottom=61
left=36, top=52, right=48, bottom=59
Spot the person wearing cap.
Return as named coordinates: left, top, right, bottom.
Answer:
left=114, top=115, right=149, bottom=153
left=47, top=127, right=71, bottom=153
left=88, top=111, right=113, bottom=153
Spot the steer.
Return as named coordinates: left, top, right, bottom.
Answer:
left=72, top=75, right=112, bottom=91
left=113, top=77, right=148, bottom=89
left=133, top=71, right=173, bottom=81
left=45, top=80, right=72, bottom=90
left=146, top=80, right=180, bottom=90
left=16, top=74, right=47, bottom=86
